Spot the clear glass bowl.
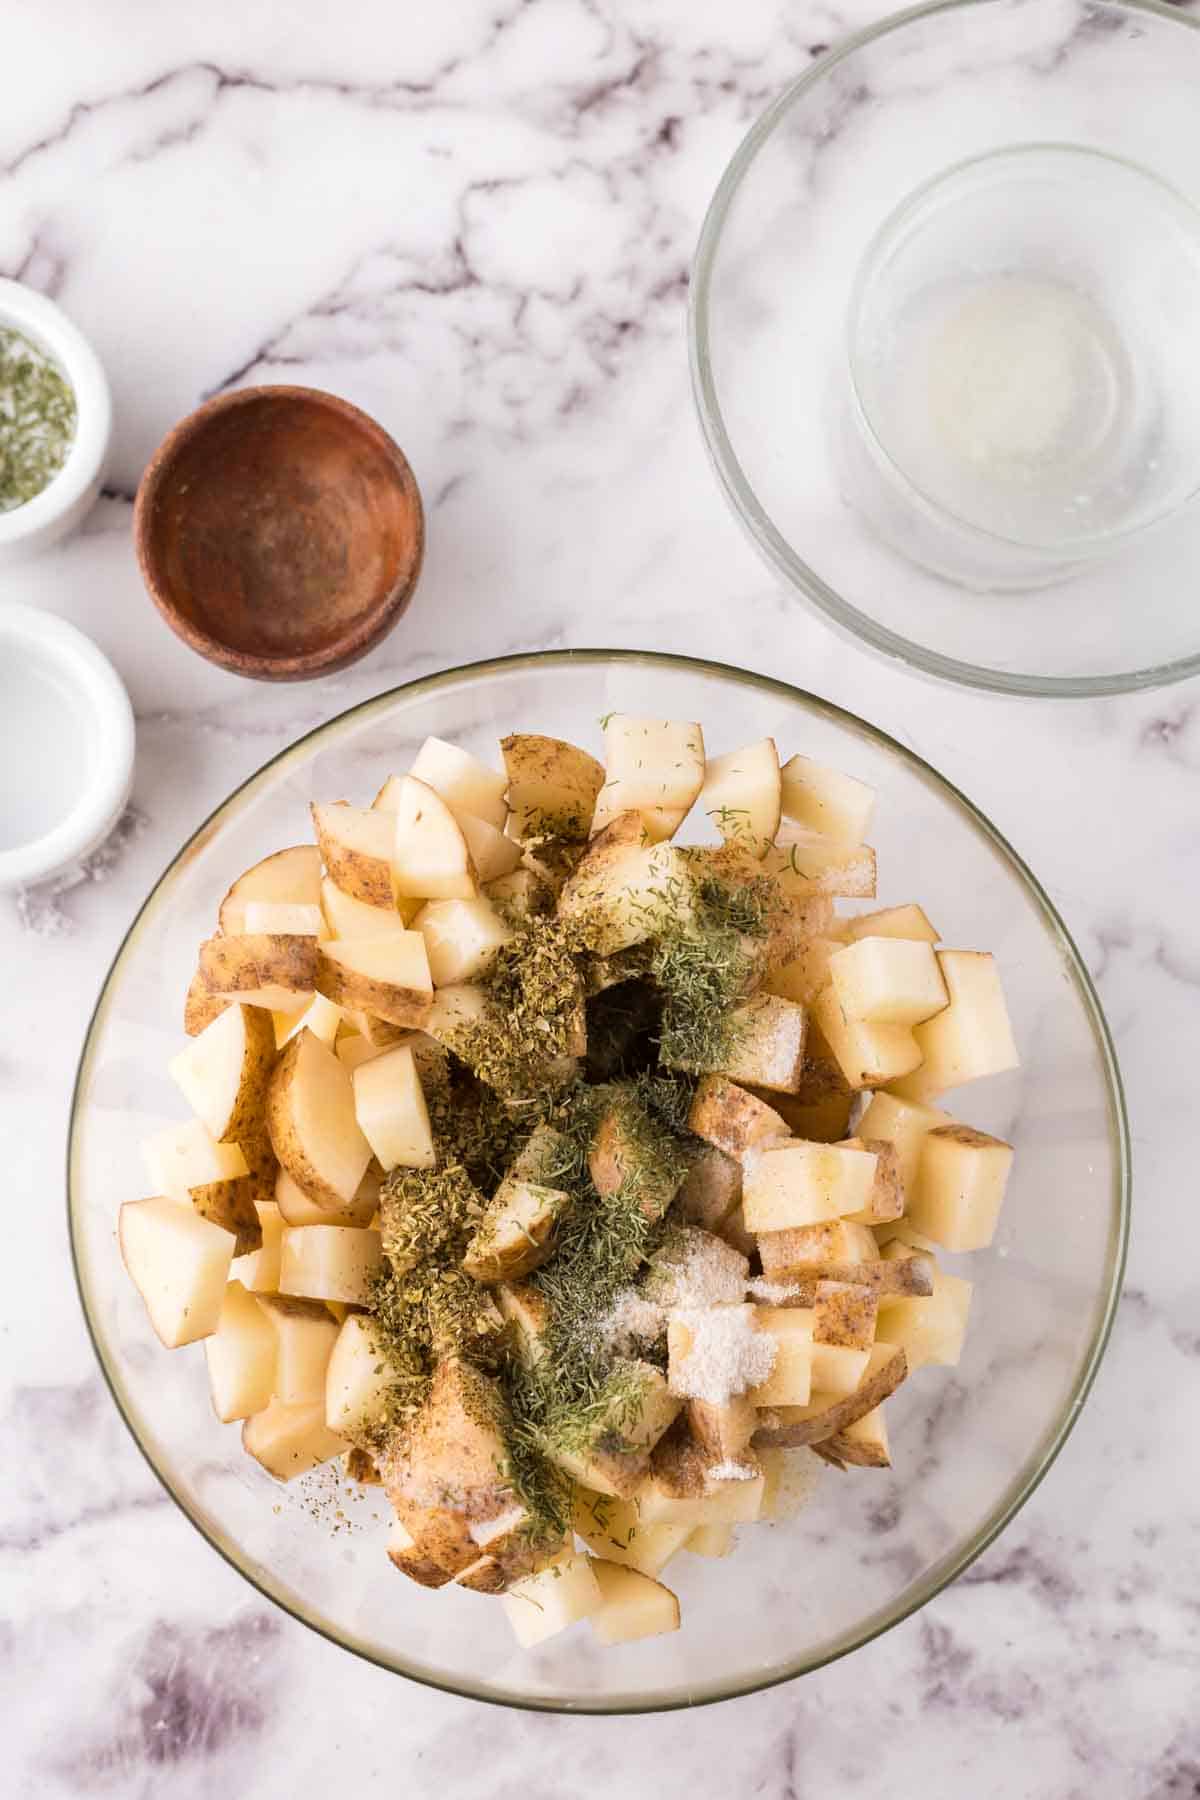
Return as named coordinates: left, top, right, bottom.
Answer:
left=69, top=652, right=1128, bottom=1711
left=690, top=0, right=1200, bottom=695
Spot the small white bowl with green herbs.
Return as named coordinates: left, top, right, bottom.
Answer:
left=0, top=278, right=111, bottom=563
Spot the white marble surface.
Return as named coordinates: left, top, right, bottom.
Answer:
left=2, top=1, right=1198, bottom=1793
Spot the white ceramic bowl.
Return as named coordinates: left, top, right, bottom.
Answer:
left=0, top=606, right=135, bottom=888
left=0, top=279, right=112, bottom=563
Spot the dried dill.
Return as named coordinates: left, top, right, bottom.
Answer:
left=649, top=879, right=772, bottom=1071
left=453, top=913, right=588, bottom=1099
left=0, top=327, right=76, bottom=512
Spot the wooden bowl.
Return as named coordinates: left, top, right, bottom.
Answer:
left=134, top=386, right=424, bottom=681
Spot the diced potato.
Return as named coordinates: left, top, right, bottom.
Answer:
left=183, top=968, right=229, bottom=1036
left=676, top=1142, right=743, bottom=1231
left=685, top=1523, right=735, bottom=1558
left=764, top=833, right=877, bottom=899
left=700, top=737, right=781, bottom=851
left=483, top=866, right=551, bottom=920
left=811, top=985, right=922, bottom=1090
left=273, top=991, right=342, bottom=1051
left=462, top=1166, right=569, bottom=1284
left=320, top=876, right=419, bottom=938
left=855, top=1090, right=953, bottom=1191
left=589, top=1561, right=681, bottom=1645
left=501, top=733, right=605, bottom=841
left=242, top=1399, right=346, bottom=1481
left=829, top=936, right=948, bottom=1029
left=840, top=1137, right=905, bottom=1226
left=118, top=1198, right=236, bottom=1347
left=760, top=1086, right=854, bottom=1145
left=743, top=1142, right=879, bottom=1232
left=413, top=895, right=511, bottom=986
left=877, top=1265, right=973, bottom=1369
left=543, top=1362, right=681, bottom=1498
left=588, top=1092, right=684, bottom=1225
left=573, top=1490, right=692, bottom=1578
left=242, top=900, right=326, bottom=938
left=687, top=1075, right=790, bottom=1164
left=557, top=817, right=693, bottom=955
left=825, top=1403, right=891, bottom=1469
left=196, top=931, right=318, bottom=1016
left=591, top=715, right=706, bottom=835
left=749, top=1308, right=814, bottom=1406
left=373, top=773, right=479, bottom=901
left=351, top=1041, right=435, bottom=1173
left=754, top=1342, right=909, bottom=1449
left=756, top=1218, right=879, bottom=1283
left=907, top=1123, right=1014, bottom=1251
left=205, top=1279, right=277, bottom=1422
left=495, top=1280, right=551, bottom=1365
left=168, top=1003, right=276, bottom=1144
left=409, top=735, right=508, bottom=831
left=890, top=950, right=1019, bottom=1101
left=255, top=1294, right=339, bottom=1404
left=274, top=1162, right=378, bottom=1229
left=140, top=1118, right=258, bottom=1250
left=779, top=754, right=876, bottom=846
left=334, top=1033, right=385, bottom=1076
left=316, top=934, right=433, bottom=1029
left=503, top=1553, right=604, bottom=1648
left=844, top=904, right=939, bottom=945
left=686, top=1393, right=757, bottom=1465
left=279, top=1224, right=383, bottom=1306
left=325, top=1312, right=394, bottom=1441
left=766, top=936, right=843, bottom=1006
left=267, top=1029, right=373, bottom=1210
left=700, top=993, right=806, bottom=1094
left=386, top=1518, right=452, bottom=1589
left=219, top=844, right=323, bottom=936
left=233, top=1200, right=284, bottom=1294
left=812, top=1280, right=879, bottom=1352
left=459, top=811, right=523, bottom=882
left=810, top=1343, right=870, bottom=1397
left=637, top=1426, right=765, bottom=1526
left=311, top=804, right=398, bottom=909
left=424, top=981, right=489, bottom=1048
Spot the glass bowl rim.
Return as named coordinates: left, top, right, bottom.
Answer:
left=687, top=0, right=1200, bottom=699
left=67, top=647, right=1131, bottom=1713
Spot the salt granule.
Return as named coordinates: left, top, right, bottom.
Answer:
left=669, top=1305, right=776, bottom=1405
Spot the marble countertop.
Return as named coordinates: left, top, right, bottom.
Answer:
left=3, top=1, right=1198, bottom=1794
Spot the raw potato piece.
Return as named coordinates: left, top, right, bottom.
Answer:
left=409, top=735, right=508, bottom=831
left=243, top=900, right=326, bottom=938
left=830, top=937, right=948, bottom=1027
left=779, top=754, right=876, bottom=846
left=890, top=950, right=1020, bottom=1101
left=764, top=835, right=877, bottom=899
left=274, top=992, right=342, bottom=1051
left=462, top=1153, right=570, bottom=1283
left=275, top=1167, right=377, bottom=1229
left=907, top=1123, right=1014, bottom=1251
left=424, top=981, right=489, bottom=1048
left=591, top=715, right=706, bottom=836
left=767, top=937, right=843, bottom=1007
left=279, top=1225, right=383, bottom=1306
left=267, top=1029, right=373, bottom=1210
left=878, top=1264, right=973, bottom=1369
left=753, top=1343, right=909, bottom=1449
left=316, top=935, right=433, bottom=1029
left=386, top=1519, right=452, bottom=1590
left=184, top=969, right=229, bottom=1036
left=840, top=1137, right=905, bottom=1227
left=743, top=1142, right=879, bottom=1232
left=320, top=877, right=419, bottom=938
left=413, top=896, right=512, bottom=985
left=503, top=1554, right=603, bottom=1649
left=118, top=1199, right=236, bottom=1347
left=219, top=845, right=323, bottom=936
left=140, top=1119, right=259, bottom=1252
left=589, top=1562, right=681, bottom=1646
left=543, top=1362, right=681, bottom=1498
left=677, top=1143, right=743, bottom=1231
left=375, top=774, right=478, bottom=901
left=756, top=1217, right=878, bottom=1283
left=325, top=1313, right=394, bottom=1441
left=234, top=1201, right=284, bottom=1294
left=749, top=1308, right=814, bottom=1406
left=311, top=804, right=397, bottom=909
left=198, top=933, right=318, bottom=1014
left=168, top=1003, right=276, bottom=1143
left=351, top=1041, right=435, bottom=1172
left=205, top=1279, right=277, bottom=1422
left=811, top=986, right=922, bottom=1091
left=573, top=1491, right=692, bottom=1578
left=702, top=994, right=807, bottom=1095
left=557, top=816, right=692, bottom=955
left=589, top=1094, right=683, bottom=1225
left=255, top=1294, right=339, bottom=1404
left=844, top=904, right=939, bottom=945
left=242, top=1399, right=346, bottom=1480
left=856, top=1091, right=953, bottom=1192
left=701, top=737, right=781, bottom=851
left=501, top=733, right=605, bottom=841
left=637, top=1424, right=766, bottom=1525
left=458, top=811, right=522, bottom=882
left=824, top=1404, right=891, bottom=1469
left=687, top=1075, right=790, bottom=1164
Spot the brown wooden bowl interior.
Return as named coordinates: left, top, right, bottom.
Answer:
left=134, top=387, right=423, bottom=681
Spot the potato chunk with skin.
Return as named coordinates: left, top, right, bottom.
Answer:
left=413, top=895, right=511, bottom=986
left=254, top=1294, right=339, bottom=1403
left=748, top=1307, right=814, bottom=1406
left=589, top=1562, right=681, bottom=1646
left=557, top=815, right=692, bottom=955
left=743, top=1141, right=879, bottom=1232
left=311, top=804, right=398, bottom=909
left=589, top=1093, right=684, bottom=1225
left=592, top=714, right=705, bottom=827
left=118, top=1198, right=236, bottom=1348
left=687, top=1075, right=790, bottom=1164
left=320, top=875, right=420, bottom=938
left=906, top=1122, right=1014, bottom=1251
left=242, top=1399, right=346, bottom=1481
left=351, top=1041, right=435, bottom=1173
left=205, top=1279, right=277, bottom=1422
left=756, top=1342, right=908, bottom=1450
left=267, top=1029, right=373, bottom=1210
left=698, top=993, right=807, bottom=1095
left=219, top=844, right=323, bottom=936
left=855, top=1090, right=954, bottom=1192
left=274, top=992, right=342, bottom=1051
left=409, top=735, right=508, bottom=832
left=756, top=1217, right=880, bottom=1283
left=573, top=1490, right=692, bottom=1579
left=811, top=985, right=922, bottom=1091
left=700, top=737, right=781, bottom=851
left=830, top=936, right=949, bottom=1028
left=168, top=1003, right=276, bottom=1145
left=779, top=753, right=876, bottom=846
left=461, top=1178, right=569, bottom=1283
left=676, top=1142, right=743, bottom=1231
left=140, top=1119, right=259, bottom=1253
left=543, top=1362, right=681, bottom=1499
left=823, top=1403, right=892, bottom=1469
left=387, top=1518, right=452, bottom=1590
left=198, top=932, right=318, bottom=1015
left=502, top=733, right=605, bottom=840
left=316, top=934, right=433, bottom=1029
left=374, top=774, right=479, bottom=901
left=890, top=949, right=1019, bottom=1101
left=503, top=1553, right=603, bottom=1648
left=275, top=1165, right=377, bottom=1228
left=325, top=1313, right=394, bottom=1442
left=877, top=1263, right=973, bottom=1369
left=844, top=903, right=939, bottom=945
left=766, top=936, right=843, bottom=1007
left=765, top=832, right=877, bottom=899
left=279, top=1225, right=383, bottom=1306
left=233, top=1201, right=284, bottom=1294
left=840, top=1137, right=905, bottom=1226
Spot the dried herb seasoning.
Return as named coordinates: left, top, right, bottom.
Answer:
left=0, top=326, right=76, bottom=512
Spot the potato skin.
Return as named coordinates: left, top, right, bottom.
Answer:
left=220, top=1005, right=278, bottom=1146
left=501, top=733, right=605, bottom=840
left=311, top=804, right=394, bottom=908
left=189, top=1176, right=262, bottom=1255
left=265, top=1033, right=360, bottom=1211
left=184, top=968, right=229, bottom=1036
left=687, top=1076, right=790, bottom=1163
left=315, top=946, right=431, bottom=1030
left=198, top=933, right=319, bottom=999
left=753, top=1347, right=908, bottom=1449
left=219, top=844, right=322, bottom=935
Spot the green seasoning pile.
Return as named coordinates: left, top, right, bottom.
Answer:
left=0, top=326, right=77, bottom=512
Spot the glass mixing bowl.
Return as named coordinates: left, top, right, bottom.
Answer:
left=690, top=0, right=1200, bottom=694
left=69, top=652, right=1128, bottom=1711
